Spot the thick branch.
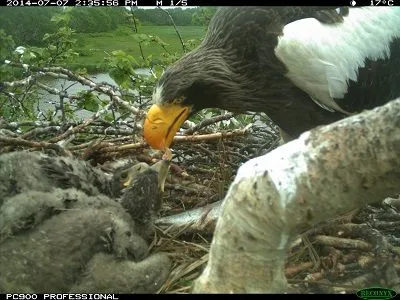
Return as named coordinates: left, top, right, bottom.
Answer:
left=193, top=99, right=400, bottom=293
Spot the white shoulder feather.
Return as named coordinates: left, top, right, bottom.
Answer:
left=274, top=7, right=400, bottom=114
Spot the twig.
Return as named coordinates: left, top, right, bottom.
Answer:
left=41, top=67, right=140, bottom=115
left=158, top=7, right=187, bottom=53
left=20, top=126, right=61, bottom=140
left=285, top=262, right=314, bottom=278
left=0, top=136, right=70, bottom=156
left=4, top=65, right=141, bottom=116
left=47, top=102, right=114, bottom=143
left=183, top=112, right=236, bottom=135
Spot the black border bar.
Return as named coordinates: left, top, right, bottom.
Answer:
left=3, top=0, right=395, bottom=7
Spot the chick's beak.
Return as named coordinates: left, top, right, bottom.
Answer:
left=144, top=103, right=190, bottom=150
left=121, top=162, right=149, bottom=188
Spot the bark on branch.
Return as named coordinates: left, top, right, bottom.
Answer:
left=193, top=98, right=400, bottom=293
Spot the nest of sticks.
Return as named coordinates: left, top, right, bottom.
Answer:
left=1, top=72, right=399, bottom=293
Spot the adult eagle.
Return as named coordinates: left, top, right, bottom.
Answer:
left=144, top=7, right=400, bottom=150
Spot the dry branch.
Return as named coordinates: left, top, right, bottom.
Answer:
left=0, top=136, right=70, bottom=156
left=313, top=235, right=372, bottom=251
left=3, top=65, right=141, bottom=116
left=193, top=98, right=400, bottom=293
left=174, top=125, right=251, bottom=144
left=183, top=113, right=236, bottom=135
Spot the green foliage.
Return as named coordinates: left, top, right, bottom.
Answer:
left=0, top=30, right=16, bottom=81
left=67, top=7, right=128, bottom=34
left=76, top=91, right=101, bottom=112
left=51, top=11, right=72, bottom=26
left=17, top=12, right=79, bottom=67
left=71, top=25, right=204, bottom=72
left=0, top=7, right=62, bottom=46
left=0, top=30, right=37, bottom=121
left=0, top=7, right=210, bottom=125
left=0, top=10, right=80, bottom=122
left=114, top=26, right=134, bottom=37
left=131, top=7, right=198, bottom=26
left=191, top=7, right=218, bottom=26
left=42, top=26, right=78, bottom=65
left=106, top=50, right=138, bottom=89
left=0, top=30, right=16, bottom=61
left=0, top=9, right=77, bottom=68
left=0, top=7, right=211, bottom=49
left=0, top=77, right=38, bottom=122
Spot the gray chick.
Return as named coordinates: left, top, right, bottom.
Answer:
left=0, top=151, right=171, bottom=293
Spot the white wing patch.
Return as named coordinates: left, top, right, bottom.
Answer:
left=275, top=7, right=400, bottom=114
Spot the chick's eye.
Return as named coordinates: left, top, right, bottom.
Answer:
left=119, top=171, right=128, bottom=180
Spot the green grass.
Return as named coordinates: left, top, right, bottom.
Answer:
left=70, top=25, right=206, bottom=73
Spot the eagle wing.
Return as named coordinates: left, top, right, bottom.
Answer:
left=274, top=7, right=400, bottom=114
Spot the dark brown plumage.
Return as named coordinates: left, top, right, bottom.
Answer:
left=144, top=7, right=400, bottom=149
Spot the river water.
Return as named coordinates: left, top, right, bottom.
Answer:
left=39, top=69, right=151, bottom=119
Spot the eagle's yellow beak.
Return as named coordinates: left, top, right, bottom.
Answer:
left=144, top=104, right=190, bottom=150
